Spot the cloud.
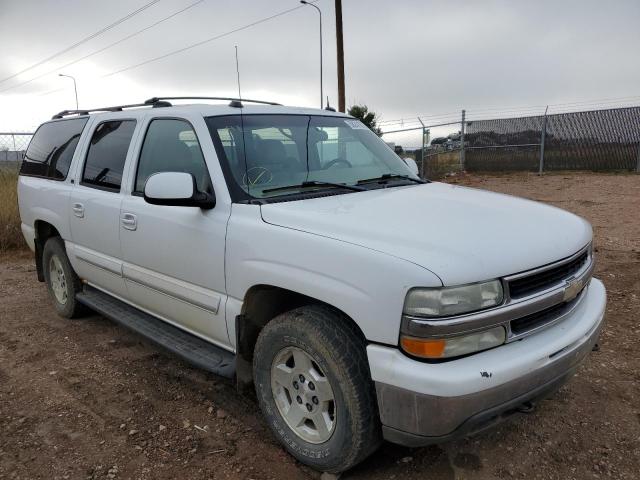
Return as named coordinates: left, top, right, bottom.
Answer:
left=1, top=0, right=639, bottom=146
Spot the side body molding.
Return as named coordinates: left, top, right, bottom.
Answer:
left=122, top=263, right=221, bottom=314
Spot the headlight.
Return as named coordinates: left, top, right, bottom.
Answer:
left=403, top=280, right=503, bottom=317
left=401, top=326, right=506, bottom=359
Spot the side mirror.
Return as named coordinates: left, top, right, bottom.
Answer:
left=402, top=157, right=420, bottom=177
left=144, top=172, right=215, bottom=209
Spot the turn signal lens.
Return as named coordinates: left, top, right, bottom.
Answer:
left=400, top=326, right=506, bottom=359
left=400, top=337, right=446, bottom=358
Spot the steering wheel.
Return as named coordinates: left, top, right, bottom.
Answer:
left=324, top=157, right=353, bottom=169
left=243, top=166, right=273, bottom=186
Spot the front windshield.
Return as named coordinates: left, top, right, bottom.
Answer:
left=205, top=114, right=419, bottom=200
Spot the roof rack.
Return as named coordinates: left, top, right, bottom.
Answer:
left=144, top=96, right=282, bottom=107
left=51, top=99, right=171, bottom=120
left=52, top=96, right=281, bottom=120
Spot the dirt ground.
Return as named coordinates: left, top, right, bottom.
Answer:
left=1, top=172, right=639, bottom=480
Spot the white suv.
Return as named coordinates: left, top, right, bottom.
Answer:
left=17, top=97, right=606, bottom=473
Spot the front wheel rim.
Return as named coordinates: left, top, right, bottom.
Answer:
left=270, top=346, right=337, bottom=444
left=49, top=255, right=68, bottom=305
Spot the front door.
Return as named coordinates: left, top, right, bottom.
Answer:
left=119, top=117, right=230, bottom=347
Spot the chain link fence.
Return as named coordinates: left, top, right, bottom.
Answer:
left=417, top=146, right=462, bottom=178
left=387, top=105, right=640, bottom=178
left=0, top=133, right=33, bottom=170
left=465, top=106, right=640, bottom=172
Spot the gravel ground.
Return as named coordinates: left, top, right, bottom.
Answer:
left=0, top=172, right=638, bottom=479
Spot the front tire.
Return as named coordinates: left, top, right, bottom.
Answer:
left=253, top=305, right=382, bottom=473
left=42, top=237, right=86, bottom=318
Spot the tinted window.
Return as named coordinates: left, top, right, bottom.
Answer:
left=82, top=120, right=136, bottom=191
left=134, top=119, right=212, bottom=194
left=20, top=118, right=88, bottom=179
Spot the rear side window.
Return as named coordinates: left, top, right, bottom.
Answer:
left=20, top=118, right=88, bottom=179
left=82, top=120, right=136, bottom=191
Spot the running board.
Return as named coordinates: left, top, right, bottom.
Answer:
left=77, top=286, right=235, bottom=378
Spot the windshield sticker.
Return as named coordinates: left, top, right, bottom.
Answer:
left=344, top=119, right=368, bottom=130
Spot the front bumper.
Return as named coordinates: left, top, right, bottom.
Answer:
left=367, top=278, right=606, bottom=446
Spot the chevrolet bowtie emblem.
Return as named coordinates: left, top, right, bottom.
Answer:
left=563, top=277, right=584, bottom=301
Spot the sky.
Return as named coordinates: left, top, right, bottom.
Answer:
left=1, top=0, right=640, bottom=147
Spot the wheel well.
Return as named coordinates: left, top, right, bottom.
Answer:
left=34, top=220, right=61, bottom=282
left=235, top=285, right=365, bottom=392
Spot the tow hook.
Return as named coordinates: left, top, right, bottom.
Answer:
left=516, top=401, right=535, bottom=414
left=592, top=342, right=600, bottom=352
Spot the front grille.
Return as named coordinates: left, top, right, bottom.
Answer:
left=510, top=293, right=582, bottom=335
left=508, top=250, right=589, bottom=298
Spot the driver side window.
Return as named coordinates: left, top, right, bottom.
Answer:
left=134, top=118, right=212, bottom=194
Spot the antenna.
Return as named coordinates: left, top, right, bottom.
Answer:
left=325, top=95, right=335, bottom=112
left=235, top=45, right=241, bottom=100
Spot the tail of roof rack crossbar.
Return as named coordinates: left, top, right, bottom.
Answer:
left=51, top=96, right=281, bottom=119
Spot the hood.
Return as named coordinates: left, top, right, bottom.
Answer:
left=259, top=182, right=592, bottom=286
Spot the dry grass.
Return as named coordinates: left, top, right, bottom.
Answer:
left=0, top=168, right=23, bottom=251
left=426, top=150, right=462, bottom=177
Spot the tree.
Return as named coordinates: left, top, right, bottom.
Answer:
left=348, top=104, right=382, bottom=136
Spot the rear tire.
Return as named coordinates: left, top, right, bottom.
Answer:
left=253, top=305, right=382, bottom=473
left=42, top=237, right=87, bottom=318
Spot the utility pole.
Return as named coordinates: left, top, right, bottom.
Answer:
left=335, top=0, right=345, bottom=112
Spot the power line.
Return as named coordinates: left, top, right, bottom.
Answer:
left=0, top=0, right=205, bottom=94
left=381, top=96, right=640, bottom=127
left=466, top=100, right=640, bottom=119
left=378, top=114, right=461, bottom=127
left=101, top=2, right=317, bottom=78
left=466, top=97, right=640, bottom=116
left=378, top=111, right=461, bottom=124
left=0, top=0, right=161, bottom=86
left=379, top=117, right=461, bottom=129
left=468, top=95, right=640, bottom=114
left=34, top=0, right=317, bottom=98
left=378, top=113, right=462, bottom=127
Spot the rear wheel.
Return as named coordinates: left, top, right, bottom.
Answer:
left=42, top=237, right=87, bottom=318
left=253, top=305, right=382, bottom=473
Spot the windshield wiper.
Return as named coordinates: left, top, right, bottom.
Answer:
left=261, top=180, right=365, bottom=194
left=356, top=174, right=426, bottom=185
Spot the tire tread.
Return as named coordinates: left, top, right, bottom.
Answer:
left=253, top=304, right=382, bottom=472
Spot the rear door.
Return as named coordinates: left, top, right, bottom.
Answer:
left=67, top=117, right=139, bottom=299
left=119, top=115, right=231, bottom=347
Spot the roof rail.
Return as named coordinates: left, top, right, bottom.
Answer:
left=144, top=96, right=282, bottom=107
left=51, top=95, right=281, bottom=120
left=51, top=99, right=172, bottom=120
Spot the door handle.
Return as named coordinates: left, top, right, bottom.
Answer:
left=121, top=213, right=137, bottom=231
left=72, top=202, right=84, bottom=218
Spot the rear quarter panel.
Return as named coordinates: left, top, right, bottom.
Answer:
left=18, top=176, right=74, bottom=248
